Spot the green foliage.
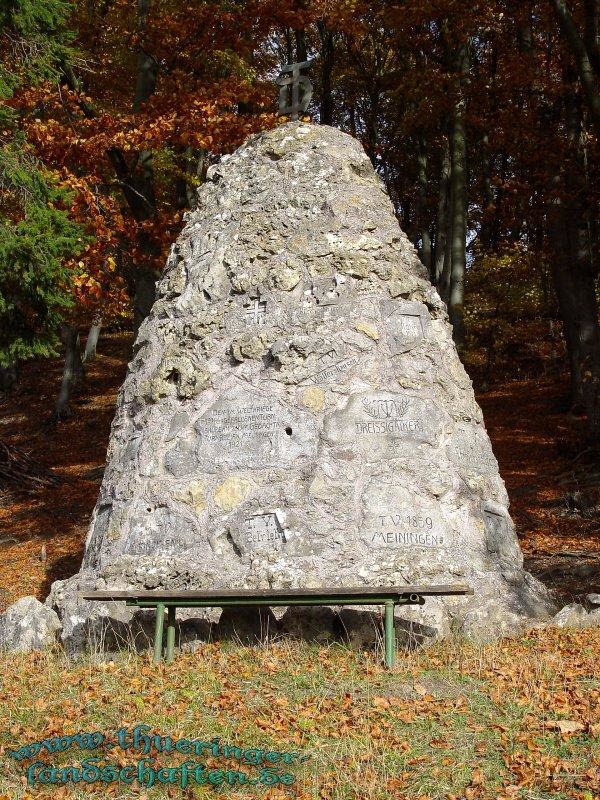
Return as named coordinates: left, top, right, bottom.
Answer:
left=0, top=0, right=76, bottom=98
left=0, top=0, right=84, bottom=367
left=0, top=171, right=82, bottom=367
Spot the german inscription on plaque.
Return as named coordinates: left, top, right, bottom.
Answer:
left=302, top=354, right=359, bottom=385
left=196, top=401, right=280, bottom=469
left=394, top=314, right=422, bottom=338
left=370, top=512, right=445, bottom=547
left=384, top=300, right=431, bottom=356
left=324, top=392, right=445, bottom=459
left=244, top=513, right=284, bottom=550
left=193, top=389, right=317, bottom=472
left=362, top=482, right=446, bottom=549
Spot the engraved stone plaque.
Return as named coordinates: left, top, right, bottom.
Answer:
left=272, top=336, right=359, bottom=386
left=323, top=392, right=445, bottom=459
left=244, top=297, right=267, bottom=325
left=191, top=388, right=317, bottom=473
left=447, top=423, right=498, bottom=475
left=244, top=513, right=284, bottom=551
left=483, top=503, right=516, bottom=559
left=302, top=354, right=359, bottom=385
left=225, top=289, right=284, bottom=333
left=383, top=299, right=431, bottom=355
left=123, top=506, right=197, bottom=555
left=361, top=482, right=447, bottom=549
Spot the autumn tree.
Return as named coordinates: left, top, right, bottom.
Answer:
left=5, top=0, right=600, bottom=444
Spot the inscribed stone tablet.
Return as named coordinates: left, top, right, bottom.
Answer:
left=243, top=513, right=285, bottom=551
left=301, top=353, right=359, bottom=385
left=483, top=503, right=515, bottom=559
left=323, top=392, right=445, bottom=459
left=383, top=299, right=431, bottom=355
left=193, top=390, right=317, bottom=473
left=361, top=482, right=447, bottom=549
left=123, top=506, right=197, bottom=555
left=225, top=291, right=285, bottom=333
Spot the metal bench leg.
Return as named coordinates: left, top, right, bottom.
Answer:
left=153, top=603, right=165, bottom=664
left=166, top=606, right=176, bottom=664
left=384, top=600, right=395, bottom=669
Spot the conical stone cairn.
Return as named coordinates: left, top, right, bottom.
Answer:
left=49, top=122, right=555, bottom=650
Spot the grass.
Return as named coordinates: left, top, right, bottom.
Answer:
left=0, top=628, right=598, bottom=800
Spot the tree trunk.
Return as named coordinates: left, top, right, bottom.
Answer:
left=448, top=44, right=469, bottom=349
left=295, top=29, right=307, bottom=63
left=547, top=84, right=600, bottom=441
left=479, top=133, right=496, bottom=251
left=54, top=326, right=85, bottom=421
left=133, top=0, right=158, bottom=113
left=415, top=135, right=432, bottom=273
left=133, top=269, right=157, bottom=332
left=318, top=21, right=335, bottom=125
left=549, top=0, right=600, bottom=135
left=83, top=316, right=102, bottom=362
left=549, top=195, right=600, bottom=438
left=0, top=363, right=19, bottom=393
left=439, top=144, right=454, bottom=305
left=433, top=139, right=450, bottom=287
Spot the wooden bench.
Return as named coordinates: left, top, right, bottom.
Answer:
left=82, top=585, right=473, bottom=669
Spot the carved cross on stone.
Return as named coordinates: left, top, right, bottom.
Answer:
left=245, top=298, right=267, bottom=325
left=276, top=60, right=314, bottom=120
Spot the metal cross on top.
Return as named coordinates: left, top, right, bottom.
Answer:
left=276, top=59, right=314, bottom=121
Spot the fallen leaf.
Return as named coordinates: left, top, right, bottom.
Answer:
left=544, top=719, right=585, bottom=734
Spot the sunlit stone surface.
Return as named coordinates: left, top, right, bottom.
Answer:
left=48, top=123, right=555, bottom=650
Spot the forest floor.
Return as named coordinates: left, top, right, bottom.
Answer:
left=0, top=331, right=598, bottom=610
left=0, top=630, right=599, bottom=800
left=0, top=332, right=600, bottom=609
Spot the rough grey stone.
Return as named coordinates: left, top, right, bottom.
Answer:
left=49, top=122, right=556, bottom=651
left=0, top=596, right=61, bottom=652
left=587, top=593, right=600, bottom=607
left=588, top=608, right=600, bottom=626
left=552, top=603, right=590, bottom=629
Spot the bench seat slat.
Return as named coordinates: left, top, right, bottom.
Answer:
left=82, top=584, right=473, bottom=602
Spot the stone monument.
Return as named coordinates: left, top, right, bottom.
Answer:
left=47, top=122, right=555, bottom=651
